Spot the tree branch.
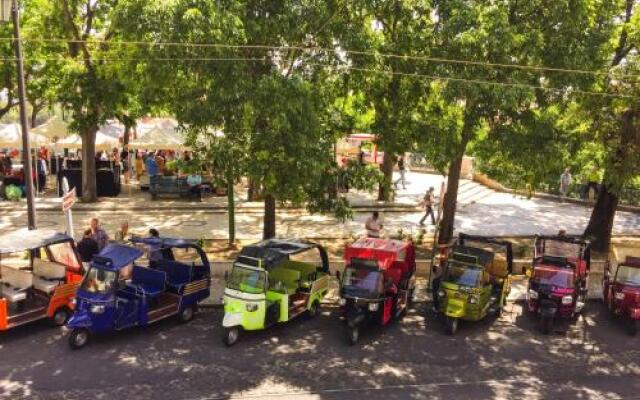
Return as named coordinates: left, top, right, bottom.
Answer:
left=612, top=0, right=635, bottom=67
left=61, top=0, right=95, bottom=73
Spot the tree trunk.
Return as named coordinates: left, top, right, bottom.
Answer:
left=263, top=194, right=276, bottom=239
left=248, top=178, right=261, bottom=201
left=30, top=106, right=40, bottom=128
left=438, top=123, right=473, bottom=245
left=81, top=127, right=98, bottom=202
left=227, top=177, right=236, bottom=246
left=583, top=184, right=618, bottom=252
left=123, top=122, right=132, bottom=146
left=377, top=153, right=395, bottom=201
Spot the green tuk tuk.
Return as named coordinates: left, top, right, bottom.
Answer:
left=435, top=234, right=513, bottom=335
left=222, top=239, right=330, bottom=346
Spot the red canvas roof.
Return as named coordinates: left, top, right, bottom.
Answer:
left=345, top=238, right=412, bottom=271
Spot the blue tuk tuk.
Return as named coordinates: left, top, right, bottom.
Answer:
left=67, top=239, right=211, bottom=349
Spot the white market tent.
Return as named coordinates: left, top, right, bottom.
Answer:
left=0, top=123, right=49, bottom=147
left=128, top=126, right=187, bottom=150
left=31, top=116, right=71, bottom=141
left=58, top=131, right=119, bottom=150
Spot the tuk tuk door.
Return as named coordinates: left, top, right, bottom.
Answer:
left=114, top=296, right=140, bottom=330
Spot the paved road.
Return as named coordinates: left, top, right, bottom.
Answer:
left=1, top=302, right=639, bottom=400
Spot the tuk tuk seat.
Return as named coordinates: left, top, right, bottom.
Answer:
left=131, top=266, right=166, bottom=298
left=153, top=260, right=192, bottom=291
left=33, top=258, right=66, bottom=294
left=0, top=266, right=32, bottom=302
left=281, top=261, right=317, bottom=289
left=268, top=268, right=301, bottom=294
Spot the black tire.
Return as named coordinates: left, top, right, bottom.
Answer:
left=223, top=327, right=240, bottom=347
left=627, top=319, right=639, bottom=336
left=178, top=305, right=195, bottom=323
left=68, top=328, right=90, bottom=350
left=347, top=326, right=359, bottom=345
left=445, top=317, right=458, bottom=335
left=540, top=316, right=553, bottom=335
left=51, top=307, right=69, bottom=327
left=306, top=301, right=320, bottom=319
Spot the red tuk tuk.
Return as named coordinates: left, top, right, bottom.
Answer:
left=338, top=238, right=416, bottom=344
left=0, top=229, right=83, bottom=331
left=526, top=235, right=590, bottom=334
left=604, top=244, right=640, bottom=335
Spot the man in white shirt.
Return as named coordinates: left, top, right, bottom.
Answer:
left=365, top=211, right=383, bottom=238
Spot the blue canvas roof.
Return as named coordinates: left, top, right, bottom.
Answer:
left=129, top=235, right=198, bottom=249
left=92, top=244, right=143, bottom=271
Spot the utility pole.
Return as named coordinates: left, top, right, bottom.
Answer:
left=2, top=0, right=36, bottom=229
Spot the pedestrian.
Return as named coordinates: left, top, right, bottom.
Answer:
left=114, top=221, right=129, bottom=243
left=147, top=228, right=164, bottom=262
left=36, top=150, right=47, bottom=193
left=431, top=262, right=443, bottom=312
left=155, top=151, right=166, bottom=174
left=145, top=152, right=159, bottom=177
left=393, top=155, right=407, bottom=190
left=120, top=146, right=130, bottom=185
left=77, top=229, right=99, bottom=270
left=89, top=217, right=109, bottom=251
left=365, top=211, right=383, bottom=238
left=135, top=151, right=144, bottom=180
left=582, top=165, right=600, bottom=199
left=419, top=187, right=436, bottom=226
left=559, top=167, right=572, bottom=200
left=357, top=146, right=366, bottom=166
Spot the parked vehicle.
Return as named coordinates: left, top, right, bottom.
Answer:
left=67, top=238, right=211, bottom=349
left=525, top=235, right=591, bottom=334
left=435, top=234, right=513, bottom=335
left=222, top=239, right=330, bottom=346
left=338, top=238, right=416, bottom=344
left=0, top=229, right=83, bottom=331
left=604, top=243, right=640, bottom=335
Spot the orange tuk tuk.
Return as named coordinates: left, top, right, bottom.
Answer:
left=0, top=229, right=83, bottom=331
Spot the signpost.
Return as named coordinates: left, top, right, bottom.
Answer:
left=62, top=178, right=75, bottom=237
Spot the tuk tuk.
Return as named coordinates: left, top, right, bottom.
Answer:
left=435, top=234, right=513, bottom=335
left=222, top=239, right=330, bottom=346
left=603, top=243, right=640, bottom=335
left=67, top=238, right=211, bottom=349
left=0, top=229, right=83, bottom=331
left=338, top=238, right=416, bottom=344
left=525, top=235, right=590, bottom=334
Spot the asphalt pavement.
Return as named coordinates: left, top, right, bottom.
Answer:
left=1, top=301, right=639, bottom=400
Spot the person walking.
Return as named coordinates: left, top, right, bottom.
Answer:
left=365, top=211, right=383, bottom=238
left=393, top=156, right=407, bottom=190
left=89, top=218, right=109, bottom=251
left=419, top=187, right=436, bottom=226
left=559, top=167, right=572, bottom=200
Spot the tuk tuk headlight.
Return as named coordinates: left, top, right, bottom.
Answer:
left=246, top=303, right=258, bottom=312
left=90, top=305, right=105, bottom=314
left=528, top=290, right=538, bottom=300
left=339, top=298, right=346, bottom=306
left=468, top=295, right=479, bottom=304
left=368, top=302, right=379, bottom=312
left=438, top=290, right=446, bottom=298
left=615, top=292, right=625, bottom=300
left=561, top=295, right=573, bottom=305
left=70, top=298, right=77, bottom=307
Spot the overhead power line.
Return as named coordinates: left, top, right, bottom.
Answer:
left=0, top=54, right=631, bottom=99
left=0, top=36, right=638, bottom=81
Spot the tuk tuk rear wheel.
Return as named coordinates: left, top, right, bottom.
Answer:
left=223, top=327, right=240, bottom=347
left=51, top=307, right=69, bottom=327
left=69, top=329, right=89, bottom=350
left=306, top=301, right=320, bottom=318
left=179, top=305, right=195, bottom=323
left=445, top=317, right=458, bottom=335
left=347, top=326, right=359, bottom=345
left=627, top=319, right=639, bottom=336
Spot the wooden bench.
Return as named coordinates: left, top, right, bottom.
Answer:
left=149, top=176, right=202, bottom=201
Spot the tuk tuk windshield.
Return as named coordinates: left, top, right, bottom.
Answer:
left=80, top=267, right=117, bottom=294
left=533, top=266, right=573, bottom=288
left=342, top=267, right=383, bottom=298
left=615, top=265, right=640, bottom=286
left=227, top=265, right=267, bottom=294
left=444, top=263, right=483, bottom=287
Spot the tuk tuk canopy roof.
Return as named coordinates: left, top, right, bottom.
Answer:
left=238, top=239, right=327, bottom=270
left=92, top=244, right=143, bottom=271
left=130, top=235, right=199, bottom=249
left=0, top=229, right=73, bottom=254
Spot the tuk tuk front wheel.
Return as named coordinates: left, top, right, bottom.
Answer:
left=306, top=301, right=320, bottom=319
left=627, top=319, right=639, bottom=336
left=69, top=328, right=90, bottom=350
left=178, top=305, right=196, bottom=323
left=51, top=307, right=70, bottom=327
left=223, top=327, right=240, bottom=347
left=445, top=317, right=458, bottom=335
left=347, top=326, right=359, bottom=345
left=540, top=316, right=553, bottom=335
